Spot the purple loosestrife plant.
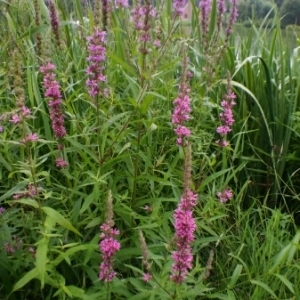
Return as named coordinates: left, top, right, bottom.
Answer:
left=171, top=54, right=198, bottom=283
left=172, top=0, right=187, bottom=17
left=40, top=62, right=68, bottom=167
left=40, top=62, right=66, bottom=139
left=48, top=0, right=61, bottom=48
left=171, top=187, right=198, bottom=283
left=225, top=0, right=238, bottom=38
left=131, top=0, right=156, bottom=56
left=113, top=0, right=128, bottom=9
left=217, top=189, right=233, bottom=203
left=172, top=55, right=192, bottom=146
left=199, top=0, right=212, bottom=49
left=138, top=230, right=152, bottom=282
left=216, top=87, right=236, bottom=147
left=99, top=191, right=120, bottom=282
left=86, top=30, right=107, bottom=98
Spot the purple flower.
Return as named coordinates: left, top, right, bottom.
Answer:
left=216, top=89, right=236, bottom=146
left=143, top=273, right=152, bottom=282
left=113, top=0, right=128, bottom=8
left=173, top=0, right=187, bottom=17
left=86, top=30, right=107, bottom=98
left=13, top=184, right=42, bottom=199
left=4, top=242, right=15, bottom=254
left=131, top=0, right=156, bottom=54
left=21, top=106, right=31, bottom=116
left=99, top=223, right=121, bottom=282
left=49, top=0, right=61, bottom=46
left=55, top=158, right=68, bottom=168
left=172, top=56, right=192, bottom=146
left=199, top=0, right=212, bottom=46
left=10, top=115, right=20, bottom=124
left=226, top=0, right=238, bottom=36
left=0, top=207, right=6, bottom=214
left=171, top=189, right=197, bottom=283
left=40, top=62, right=67, bottom=139
left=217, top=189, right=233, bottom=203
left=21, top=133, right=39, bottom=143
left=0, top=125, right=3, bottom=132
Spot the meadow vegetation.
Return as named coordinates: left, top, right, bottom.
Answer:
left=0, top=0, right=300, bottom=299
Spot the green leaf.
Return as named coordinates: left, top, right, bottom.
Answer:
left=65, top=285, right=86, bottom=298
left=42, top=206, right=82, bottom=236
left=85, top=217, right=102, bottom=229
left=14, top=198, right=39, bottom=209
left=52, top=244, right=97, bottom=266
left=250, top=280, right=278, bottom=299
left=273, top=274, right=295, bottom=294
left=35, top=237, right=49, bottom=288
left=10, top=267, right=39, bottom=294
left=80, top=185, right=99, bottom=214
left=227, top=264, right=243, bottom=289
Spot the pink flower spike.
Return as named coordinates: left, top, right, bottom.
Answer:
left=217, top=189, right=233, bottom=203
left=99, top=222, right=121, bottom=282
left=55, top=158, right=68, bottom=168
left=22, top=106, right=31, bottom=116
left=10, top=115, right=20, bottom=124
left=143, top=273, right=152, bottom=282
left=26, top=133, right=39, bottom=142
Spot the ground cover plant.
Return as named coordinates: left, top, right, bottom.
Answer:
left=0, top=0, right=300, bottom=299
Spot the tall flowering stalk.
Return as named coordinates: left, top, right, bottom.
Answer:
left=48, top=0, right=61, bottom=48
left=171, top=144, right=198, bottom=283
left=215, top=80, right=236, bottom=204
left=172, top=0, right=186, bottom=17
left=86, top=30, right=107, bottom=98
left=225, top=0, right=238, bottom=39
left=216, top=81, right=236, bottom=147
left=171, top=53, right=198, bottom=284
left=34, top=0, right=42, bottom=56
left=40, top=62, right=66, bottom=139
left=199, top=0, right=212, bottom=49
left=138, top=230, right=152, bottom=282
left=99, top=190, right=121, bottom=282
left=40, top=62, right=67, bottom=167
left=172, top=54, right=192, bottom=146
left=131, top=0, right=157, bottom=72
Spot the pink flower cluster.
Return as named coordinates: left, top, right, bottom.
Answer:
left=172, top=0, right=187, bottom=17
left=9, top=106, right=31, bottom=124
left=13, top=184, right=42, bottom=199
left=199, top=0, right=238, bottom=47
left=99, top=223, right=121, bottom=282
left=226, top=0, right=238, bottom=37
left=171, top=189, right=198, bottom=283
left=86, top=30, right=107, bottom=98
left=4, top=235, right=22, bottom=254
left=131, top=1, right=157, bottom=52
left=40, top=62, right=66, bottom=139
left=217, top=189, right=233, bottom=203
left=216, top=91, right=236, bottom=147
left=113, top=0, right=128, bottom=8
left=172, top=68, right=192, bottom=146
left=21, top=133, right=39, bottom=144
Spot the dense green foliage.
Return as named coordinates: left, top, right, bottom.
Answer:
left=0, top=0, right=300, bottom=299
